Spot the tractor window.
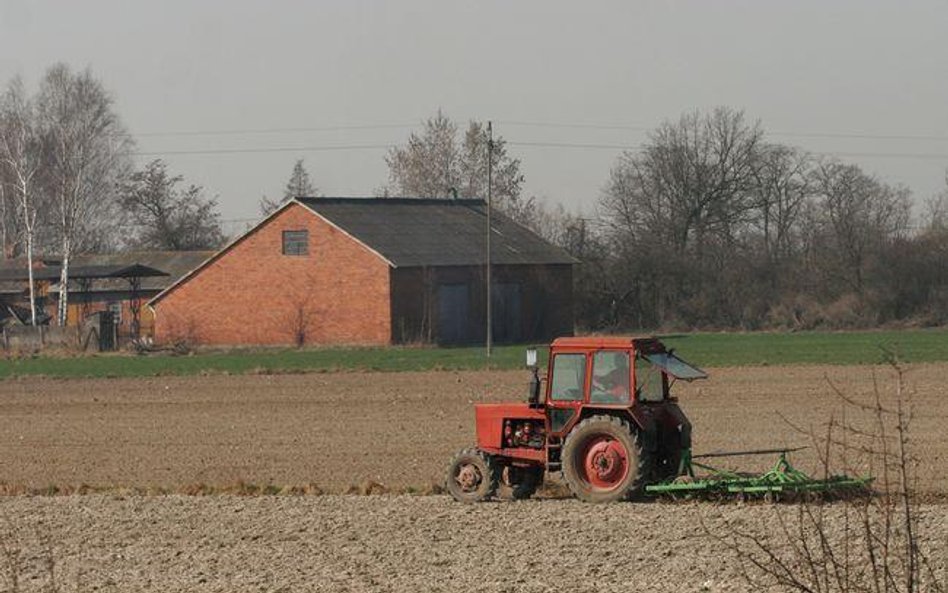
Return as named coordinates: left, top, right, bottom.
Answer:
left=590, top=351, right=630, bottom=404
left=635, top=355, right=665, bottom=402
left=549, top=354, right=586, bottom=402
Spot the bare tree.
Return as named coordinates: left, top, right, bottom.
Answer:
left=35, top=63, right=133, bottom=326
left=598, top=108, right=765, bottom=328
left=811, top=161, right=911, bottom=295
left=602, top=107, right=763, bottom=254
left=0, top=78, right=43, bottom=325
left=750, top=144, right=813, bottom=266
left=0, top=181, right=10, bottom=258
left=385, top=110, right=527, bottom=217
left=924, top=171, right=948, bottom=231
left=385, top=110, right=458, bottom=199
left=260, top=159, right=319, bottom=215
left=119, top=159, right=225, bottom=250
left=457, top=120, right=525, bottom=216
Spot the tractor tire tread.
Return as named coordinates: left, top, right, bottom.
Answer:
left=445, top=447, right=499, bottom=503
left=561, top=415, right=650, bottom=503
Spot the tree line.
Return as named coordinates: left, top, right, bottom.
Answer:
left=3, top=65, right=946, bottom=332
left=381, top=108, right=948, bottom=332
left=585, top=108, right=948, bottom=331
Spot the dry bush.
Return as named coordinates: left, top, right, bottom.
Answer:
left=765, top=294, right=825, bottom=330
left=345, top=480, right=389, bottom=496
left=708, top=360, right=945, bottom=592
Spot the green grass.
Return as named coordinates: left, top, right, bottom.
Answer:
left=660, top=329, right=948, bottom=367
left=0, top=344, right=536, bottom=379
left=1, top=329, right=946, bottom=379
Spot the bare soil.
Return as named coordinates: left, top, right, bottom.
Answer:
left=1, top=366, right=946, bottom=591
left=1, top=364, right=946, bottom=494
left=0, top=495, right=944, bottom=592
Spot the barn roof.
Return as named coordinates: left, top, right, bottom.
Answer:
left=298, top=197, right=577, bottom=267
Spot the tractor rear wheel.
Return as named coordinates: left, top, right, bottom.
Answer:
left=445, top=448, right=499, bottom=503
left=496, top=465, right=544, bottom=500
left=562, top=415, right=648, bottom=503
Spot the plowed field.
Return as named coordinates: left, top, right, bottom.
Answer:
left=1, top=496, right=946, bottom=592
left=2, top=365, right=947, bottom=591
left=0, top=364, right=945, bottom=494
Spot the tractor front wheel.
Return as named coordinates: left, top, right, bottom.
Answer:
left=445, top=448, right=499, bottom=503
left=562, top=415, right=648, bottom=503
left=497, top=464, right=544, bottom=500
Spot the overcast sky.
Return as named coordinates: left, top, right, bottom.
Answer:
left=2, top=0, right=946, bottom=234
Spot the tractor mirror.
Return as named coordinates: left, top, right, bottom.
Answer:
left=528, top=370, right=541, bottom=406
left=525, top=348, right=537, bottom=368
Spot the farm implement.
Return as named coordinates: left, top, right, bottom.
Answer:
left=446, top=336, right=871, bottom=503
left=645, top=447, right=872, bottom=499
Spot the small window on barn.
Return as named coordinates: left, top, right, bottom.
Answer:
left=282, top=230, right=309, bottom=256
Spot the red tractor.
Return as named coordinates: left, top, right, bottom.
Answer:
left=446, top=336, right=708, bottom=503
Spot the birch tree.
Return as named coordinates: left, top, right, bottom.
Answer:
left=0, top=179, right=10, bottom=258
left=0, top=78, right=43, bottom=325
left=36, top=64, right=132, bottom=326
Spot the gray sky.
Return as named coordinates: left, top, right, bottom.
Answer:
left=2, top=0, right=947, bottom=235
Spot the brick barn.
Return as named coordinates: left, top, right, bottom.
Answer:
left=149, top=198, right=576, bottom=346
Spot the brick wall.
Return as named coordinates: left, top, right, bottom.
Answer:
left=152, top=203, right=392, bottom=346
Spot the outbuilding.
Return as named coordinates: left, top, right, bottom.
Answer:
left=149, top=197, right=575, bottom=346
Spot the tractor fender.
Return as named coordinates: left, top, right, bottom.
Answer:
left=624, top=408, right=659, bottom=453
left=662, top=402, right=693, bottom=450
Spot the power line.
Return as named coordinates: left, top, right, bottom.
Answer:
left=506, top=140, right=948, bottom=161
left=497, top=119, right=948, bottom=143
left=508, top=141, right=643, bottom=150
left=498, top=120, right=651, bottom=132
left=125, top=123, right=416, bottom=139
left=131, top=143, right=393, bottom=157
left=125, top=140, right=948, bottom=161
left=115, top=119, right=948, bottom=143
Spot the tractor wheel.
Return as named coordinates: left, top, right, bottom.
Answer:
left=496, top=465, right=544, bottom=501
left=445, top=448, right=499, bottom=503
left=561, top=415, right=649, bottom=503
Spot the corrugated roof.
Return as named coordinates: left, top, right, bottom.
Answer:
left=0, top=251, right=213, bottom=293
left=64, top=251, right=214, bottom=292
left=298, top=197, right=576, bottom=267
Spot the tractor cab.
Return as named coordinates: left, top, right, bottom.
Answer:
left=528, top=336, right=707, bottom=410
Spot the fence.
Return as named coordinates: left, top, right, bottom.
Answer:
left=3, top=325, right=87, bottom=352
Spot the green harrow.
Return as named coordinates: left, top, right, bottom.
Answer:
left=645, top=447, right=873, bottom=499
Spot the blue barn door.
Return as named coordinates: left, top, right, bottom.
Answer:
left=492, top=283, right=522, bottom=344
left=437, top=283, right=469, bottom=345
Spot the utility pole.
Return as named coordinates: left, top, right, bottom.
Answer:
left=486, top=121, right=493, bottom=359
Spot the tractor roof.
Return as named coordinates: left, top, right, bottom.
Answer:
left=551, top=336, right=659, bottom=349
